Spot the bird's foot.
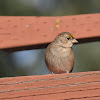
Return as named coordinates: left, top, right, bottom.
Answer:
left=51, top=72, right=54, bottom=75
left=66, top=70, right=69, bottom=74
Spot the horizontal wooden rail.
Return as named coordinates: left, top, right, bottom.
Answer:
left=0, top=13, right=100, bottom=51
left=0, top=71, right=100, bottom=100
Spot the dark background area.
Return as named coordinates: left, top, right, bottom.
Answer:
left=0, top=0, right=100, bottom=77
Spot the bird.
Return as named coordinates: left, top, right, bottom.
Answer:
left=45, top=32, right=78, bottom=74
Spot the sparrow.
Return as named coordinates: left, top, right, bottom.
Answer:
left=45, top=32, right=78, bottom=74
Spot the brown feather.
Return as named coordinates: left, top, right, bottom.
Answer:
left=45, top=32, right=78, bottom=74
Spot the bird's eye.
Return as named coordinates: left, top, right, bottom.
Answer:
left=66, top=37, right=70, bottom=40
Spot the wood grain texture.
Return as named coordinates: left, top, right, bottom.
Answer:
left=0, top=71, right=100, bottom=100
left=0, top=13, right=100, bottom=50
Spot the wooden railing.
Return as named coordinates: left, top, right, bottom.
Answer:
left=0, top=13, right=100, bottom=99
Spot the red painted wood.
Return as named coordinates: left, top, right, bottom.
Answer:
left=0, top=13, right=100, bottom=49
left=0, top=71, right=100, bottom=100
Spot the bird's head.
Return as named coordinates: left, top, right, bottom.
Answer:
left=54, top=32, right=78, bottom=48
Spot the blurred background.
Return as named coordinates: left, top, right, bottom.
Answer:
left=0, top=0, right=100, bottom=77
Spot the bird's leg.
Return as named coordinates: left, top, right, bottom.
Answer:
left=66, top=70, right=69, bottom=74
left=51, top=72, right=54, bottom=74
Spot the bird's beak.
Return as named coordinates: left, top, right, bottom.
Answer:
left=72, top=39, right=78, bottom=43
